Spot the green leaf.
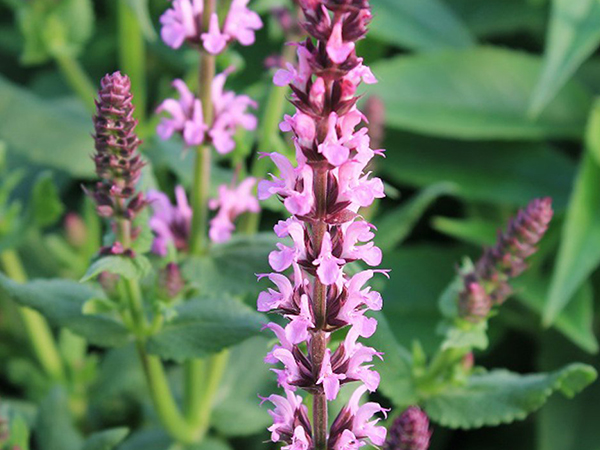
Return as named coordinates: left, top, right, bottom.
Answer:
left=381, top=131, right=575, bottom=210
left=369, top=312, right=417, bottom=408
left=0, top=273, right=130, bottom=347
left=35, top=388, right=83, bottom=450
left=183, top=233, right=278, bottom=297
left=369, top=0, right=474, bottom=51
left=530, top=0, right=600, bottom=116
left=212, top=337, right=275, bottom=437
left=424, top=363, right=597, bottom=429
left=80, top=428, right=129, bottom=450
left=7, top=415, right=30, bottom=450
left=126, top=0, right=156, bottom=41
left=544, top=101, right=600, bottom=325
left=370, top=47, right=591, bottom=140
left=375, top=182, right=455, bottom=253
left=81, top=255, right=152, bottom=282
left=0, top=75, right=94, bottom=177
left=30, top=171, right=65, bottom=228
left=146, top=296, right=265, bottom=362
left=440, top=321, right=489, bottom=351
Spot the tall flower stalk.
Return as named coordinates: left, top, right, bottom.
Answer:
left=258, top=1, right=388, bottom=448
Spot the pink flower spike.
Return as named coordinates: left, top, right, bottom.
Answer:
left=314, top=232, right=344, bottom=285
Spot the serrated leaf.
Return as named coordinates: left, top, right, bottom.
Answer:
left=0, top=273, right=130, bottom=347
left=544, top=100, right=600, bottom=325
left=81, top=255, right=152, bottom=282
left=183, top=233, right=278, bottom=297
left=423, top=363, right=597, bottom=429
left=80, top=428, right=129, bottom=450
left=370, top=47, right=591, bottom=140
left=146, top=296, right=265, bottom=362
left=369, top=0, right=474, bottom=51
left=530, top=0, right=600, bottom=116
left=381, top=131, right=575, bottom=210
left=369, top=312, right=417, bottom=408
left=30, top=171, right=65, bottom=228
left=375, top=182, right=455, bottom=253
left=0, top=75, right=94, bottom=177
left=440, top=321, right=489, bottom=351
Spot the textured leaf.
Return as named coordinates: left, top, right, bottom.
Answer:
left=35, top=388, right=83, bottom=450
left=183, top=233, right=277, bottom=296
left=530, top=0, right=600, bottom=116
left=369, top=0, right=474, bottom=51
left=424, top=364, right=597, bottom=429
left=370, top=47, right=591, bottom=140
left=369, top=312, right=417, bottom=408
left=80, top=428, right=129, bottom=450
left=147, top=296, right=265, bottom=362
left=375, top=183, right=455, bottom=253
left=381, top=132, right=575, bottom=210
left=81, top=255, right=152, bottom=282
left=0, top=274, right=130, bottom=347
left=0, top=75, right=94, bottom=177
left=544, top=101, right=600, bottom=325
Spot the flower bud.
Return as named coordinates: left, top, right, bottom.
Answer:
left=458, top=276, right=492, bottom=323
left=386, top=406, right=432, bottom=450
left=64, top=213, right=87, bottom=248
left=158, top=263, right=184, bottom=301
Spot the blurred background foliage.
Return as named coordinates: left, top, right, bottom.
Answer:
left=0, top=0, right=599, bottom=449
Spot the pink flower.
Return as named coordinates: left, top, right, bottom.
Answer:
left=317, top=349, right=347, bottom=401
left=156, top=79, right=207, bottom=147
left=147, top=186, right=192, bottom=256
left=160, top=0, right=203, bottom=49
left=262, top=389, right=309, bottom=443
left=224, top=0, right=263, bottom=46
left=327, top=22, right=355, bottom=64
left=201, top=13, right=227, bottom=54
left=314, top=232, right=344, bottom=285
left=208, top=177, right=259, bottom=243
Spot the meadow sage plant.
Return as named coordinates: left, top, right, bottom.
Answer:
left=258, top=1, right=389, bottom=448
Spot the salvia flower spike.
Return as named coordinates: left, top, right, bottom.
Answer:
left=385, top=407, right=432, bottom=450
left=459, top=197, right=553, bottom=322
left=258, top=0, right=388, bottom=448
left=88, top=71, right=146, bottom=256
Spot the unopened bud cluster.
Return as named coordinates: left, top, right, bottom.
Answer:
left=385, top=407, right=432, bottom=450
left=88, top=72, right=146, bottom=256
left=459, top=197, right=553, bottom=321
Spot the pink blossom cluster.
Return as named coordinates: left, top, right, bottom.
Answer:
left=160, top=0, right=262, bottom=54
left=258, top=1, right=389, bottom=448
left=156, top=69, right=258, bottom=153
left=208, top=177, right=260, bottom=243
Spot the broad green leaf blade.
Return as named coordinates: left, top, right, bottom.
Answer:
left=183, top=233, right=278, bottom=296
left=212, top=337, right=275, bottom=437
left=80, top=428, right=129, bottom=450
left=381, top=132, right=575, bottom=210
left=375, top=182, right=455, bottom=253
left=36, top=388, right=83, bottom=450
left=530, top=0, right=600, bottom=116
left=370, top=47, right=591, bottom=140
left=544, top=101, right=600, bottom=325
left=369, top=312, right=417, bottom=408
left=424, top=364, right=597, bottom=429
left=431, top=217, right=497, bottom=247
left=0, top=274, right=130, bottom=347
left=369, top=0, right=474, bottom=51
left=0, top=75, right=94, bottom=177
left=147, top=296, right=265, bottom=362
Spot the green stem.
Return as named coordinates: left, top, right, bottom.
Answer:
left=418, top=347, right=466, bottom=395
left=54, top=53, right=96, bottom=112
left=0, top=250, right=65, bottom=381
left=118, top=0, right=147, bottom=123
left=189, top=145, right=212, bottom=255
left=184, top=359, right=207, bottom=421
left=137, top=344, right=198, bottom=444
left=187, top=350, right=229, bottom=437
